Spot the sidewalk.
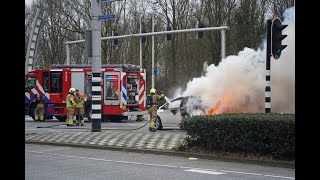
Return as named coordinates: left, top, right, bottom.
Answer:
left=25, top=130, right=294, bottom=169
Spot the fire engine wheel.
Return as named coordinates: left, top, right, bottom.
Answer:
left=55, top=116, right=67, bottom=122
left=86, top=106, right=92, bottom=122
left=109, top=115, right=124, bottom=122
left=155, top=116, right=163, bottom=130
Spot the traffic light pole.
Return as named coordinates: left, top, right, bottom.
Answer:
left=265, top=20, right=272, bottom=113
left=91, top=0, right=102, bottom=132
left=152, top=14, right=155, bottom=89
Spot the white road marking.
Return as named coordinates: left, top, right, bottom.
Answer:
left=263, top=174, right=295, bottom=179
left=143, top=163, right=177, bottom=168
left=48, top=130, right=62, bottom=133
left=25, top=129, right=37, bottom=131
left=25, top=150, right=295, bottom=179
left=220, top=169, right=263, bottom=176
left=184, top=169, right=226, bottom=175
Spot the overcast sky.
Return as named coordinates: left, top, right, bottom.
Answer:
left=25, top=0, right=32, bottom=7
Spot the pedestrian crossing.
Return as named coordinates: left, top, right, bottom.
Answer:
left=25, top=131, right=187, bottom=150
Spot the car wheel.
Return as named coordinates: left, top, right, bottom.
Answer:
left=155, top=116, right=163, bottom=130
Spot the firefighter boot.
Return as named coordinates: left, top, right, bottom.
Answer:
left=76, top=116, right=80, bottom=126
left=80, top=119, right=84, bottom=126
left=34, top=114, right=39, bottom=121
left=67, top=119, right=74, bottom=126
left=149, top=121, right=156, bottom=132
left=39, top=115, right=44, bottom=122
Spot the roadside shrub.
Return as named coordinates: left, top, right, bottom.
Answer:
left=179, top=113, right=295, bottom=159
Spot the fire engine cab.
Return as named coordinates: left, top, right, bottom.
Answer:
left=25, top=64, right=148, bottom=121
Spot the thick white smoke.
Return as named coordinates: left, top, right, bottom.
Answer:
left=179, top=7, right=295, bottom=114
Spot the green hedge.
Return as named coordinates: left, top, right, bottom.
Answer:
left=179, top=113, right=295, bottom=159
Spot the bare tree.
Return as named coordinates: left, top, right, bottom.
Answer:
left=268, top=0, right=294, bottom=20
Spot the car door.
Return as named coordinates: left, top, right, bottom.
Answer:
left=158, top=98, right=183, bottom=127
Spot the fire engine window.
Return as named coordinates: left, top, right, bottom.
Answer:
left=42, top=72, right=49, bottom=92
left=127, top=77, right=138, bottom=90
left=105, top=75, right=119, bottom=100
left=25, top=77, right=36, bottom=90
left=85, top=80, right=92, bottom=98
left=50, top=72, right=62, bottom=93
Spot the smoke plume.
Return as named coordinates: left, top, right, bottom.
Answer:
left=179, top=7, right=295, bottom=114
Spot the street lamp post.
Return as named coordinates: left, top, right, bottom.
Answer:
left=140, top=16, right=142, bottom=68
left=151, top=1, right=158, bottom=89
left=151, top=13, right=155, bottom=89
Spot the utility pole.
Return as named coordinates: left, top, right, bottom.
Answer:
left=151, top=13, right=155, bottom=89
left=140, top=16, right=142, bottom=68
left=91, top=0, right=102, bottom=132
left=221, top=27, right=226, bottom=60
left=151, top=1, right=159, bottom=89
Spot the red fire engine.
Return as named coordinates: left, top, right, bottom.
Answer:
left=25, top=64, right=148, bottom=121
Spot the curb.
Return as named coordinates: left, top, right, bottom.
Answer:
left=25, top=140, right=295, bottom=169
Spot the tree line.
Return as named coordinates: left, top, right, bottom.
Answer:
left=25, top=0, right=294, bottom=96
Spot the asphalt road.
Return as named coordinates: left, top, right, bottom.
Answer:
left=25, top=115, right=184, bottom=134
left=25, top=144, right=295, bottom=180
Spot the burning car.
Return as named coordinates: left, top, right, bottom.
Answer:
left=155, top=96, right=206, bottom=130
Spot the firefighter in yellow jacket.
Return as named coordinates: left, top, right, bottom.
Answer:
left=149, top=88, right=164, bottom=132
left=74, top=89, right=87, bottom=126
left=66, top=88, right=76, bottom=126
left=34, top=94, right=45, bottom=122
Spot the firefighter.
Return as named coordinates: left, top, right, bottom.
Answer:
left=112, top=86, right=119, bottom=98
left=148, top=88, right=165, bottom=132
left=74, top=89, right=87, bottom=126
left=66, top=88, right=76, bottom=126
left=34, top=94, right=45, bottom=122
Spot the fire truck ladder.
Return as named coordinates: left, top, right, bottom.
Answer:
left=25, top=7, right=47, bottom=74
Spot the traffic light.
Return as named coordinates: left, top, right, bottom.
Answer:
left=271, top=18, right=287, bottom=59
left=112, top=32, right=119, bottom=46
left=165, top=26, right=172, bottom=41
left=142, top=29, right=147, bottom=43
left=197, top=22, right=204, bottom=39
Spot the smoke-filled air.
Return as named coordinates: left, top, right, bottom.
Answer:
left=177, top=7, right=295, bottom=115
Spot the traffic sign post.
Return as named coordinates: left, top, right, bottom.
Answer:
left=90, top=0, right=120, bottom=132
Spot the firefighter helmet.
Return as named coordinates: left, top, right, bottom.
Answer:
left=69, top=88, right=76, bottom=93
left=150, top=88, right=156, bottom=94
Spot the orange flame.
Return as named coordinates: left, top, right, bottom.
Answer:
left=206, top=96, right=233, bottom=115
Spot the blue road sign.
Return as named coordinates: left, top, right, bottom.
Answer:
left=151, top=69, right=159, bottom=75
left=99, top=14, right=116, bottom=20
left=101, top=0, right=119, bottom=3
